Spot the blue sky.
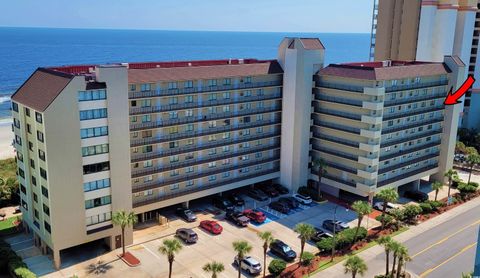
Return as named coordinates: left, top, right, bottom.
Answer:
left=0, top=0, right=373, bottom=33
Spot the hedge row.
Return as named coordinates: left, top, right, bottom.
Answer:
left=316, top=227, right=368, bottom=253
left=0, top=239, right=36, bottom=278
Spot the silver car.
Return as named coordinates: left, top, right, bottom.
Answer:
left=234, top=255, right=262, bottom=275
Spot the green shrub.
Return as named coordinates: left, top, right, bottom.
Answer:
left=336, top=227, right=367, bottom=247
left=458, top=183, right=477, bottom=195
left=268, top=259, right=287, bottom=277
left=419, top=202, right=433, bottom=214
left=469, top=182, right=479, bottom=188
left=14, top=267, right=36, bottom=278
left=427, top=200, right=444, bottom=210
left=316, top=237, right=334, bottom=253
left=375, top=214, right=394, bottom=226
left=301, top=252, right=315, bottom=266
left=402, top=204, right=422, bottom=223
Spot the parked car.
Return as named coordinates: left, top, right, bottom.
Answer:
left=212, top=196, right=235, bottom=211
left=404, top=190, right=429, bottom=202
left=322, top=219, right=349, bottom=233
left=311, top=228, right=333, bottom=242
left=273, top=183, right=289, bottom=195
left=243, top=209, right=267, bottom=224
left=373, top=202, right=399, bottom=213
left=175, top=207, right=197, bottom=222
left=234, top=256, right=262, bottom=275
left=13, top=206, right=21, bottom=214
left=175, top=228, right=198, bottom=243
left=269, top=201, right=290, bottom=214
left=200, top=220, right=223, bottom=235
left=278, top=197, right=299, bottom=209
left=269, top=240, right=297, bottom=262
left=258, top=184, right=280, bottom=198
left=225, top=210, right=250, bottom=227
left=247, top=189, right=269, bottom=202
left=293, top=193, right=313, bottom=205
left=228, top=194, right=245, bottom=206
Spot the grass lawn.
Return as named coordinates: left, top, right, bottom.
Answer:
left=0, top=216, right=21, bottom=235
left=0, top=158, right=17, bottom=180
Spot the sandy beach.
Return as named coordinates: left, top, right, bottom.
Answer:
left=0, top=119, right=15, bottom=160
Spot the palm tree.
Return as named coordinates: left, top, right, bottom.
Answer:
left=376, top=236, right=393, bottom=276
left=375, top=188, right=399, bottom=230
left=312, top=158, right=327, bottom=188
left=111, top=210, right=137, bottom=257
left=343, top=255, right=368, bottom=278
left=444, top=169, right=459, bottom=200
left=390, top=241, right=403, bottom=275
left=203, top=261, right=225, bottom=278
left=351, top=201, right=372, bottom=243
left=294, top=223, right=316, bottom=264
left=232, top=240, right=252, bottom=278
left=257, top=231, right=275, bottom=278
left=395, top=245, right=410, bottom=278
left=431, top=181, right=443, bottom=201
left=467, top=154, right=480, bottom=184
left=158, top=238, right=183, bottom=278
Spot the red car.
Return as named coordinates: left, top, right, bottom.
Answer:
left=200, top=220, right=223, bottom=234
left=243, top=209, right=267, bottom=224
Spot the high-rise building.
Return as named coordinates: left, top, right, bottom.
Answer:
left=370, top=0, right=478, bottom=128
left=10, top=37, right=464, bottom=268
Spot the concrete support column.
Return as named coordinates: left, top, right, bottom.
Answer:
left=53, top=249, right=61, bottom=270
left=182, top=201, right=189, bottom=209
left=411, top=180, right=421, bottom=191
left=40, top=240, right=47, bottom=255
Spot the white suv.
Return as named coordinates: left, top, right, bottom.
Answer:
left=234, top=256, right=262, bottom=275
left=293, top=193, right=313, bottom=205
left=373, top=202, right=399, bottom=213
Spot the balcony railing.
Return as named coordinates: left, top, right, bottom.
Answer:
left=132, top=155, right=280, bottom=193
left=130, top=118, right=281, bottom=147
left=382, top=116, right=444, bottom=134
left=377, top=163, right=438, bottom=187
left=384, top=92, right=446, bottom=107
left=379, top=141, right=441, bottom=161
left=129, top=92, right=282, bottom=115
left=131, top=143, right=280, bottom=178
left=380, top=129, right=443, bottom=148
left=378, top=152, right=439, bottom=174
left=383, top=105, right=444, bottom=121
left=324, top=162, right=357, bottom=174
left=130, top=106, right=281, bottom=131
left=312, top=120, right=361, bottom=135
left=131, top=130, right=281, bottom=162
left=312, top=132, right=360, bottom=148
left=128, top=81, right=283, bottom=99
left=314, top=94, right=363, bottom=107
left=317, top=82, right=364, bottom=93
left=314, top=108, right=362, bottom=121
left=311, top=145, right=358, bottom=161
left=132, top=167, right=280, bottom=207
left=384, top=80, right=448, bottom=93
left=323, top=174, right=357, bottom=187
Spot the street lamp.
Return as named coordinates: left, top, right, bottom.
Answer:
left=331, top=205, right=348, bottom=262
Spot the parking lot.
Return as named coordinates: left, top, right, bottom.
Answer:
left=45, top=190, right=379, bottom=278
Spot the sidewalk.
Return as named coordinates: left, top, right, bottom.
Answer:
left=313, top=195, right=480, bottom=277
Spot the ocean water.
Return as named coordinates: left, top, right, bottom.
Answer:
left=0, top=27, right=371, bottom=119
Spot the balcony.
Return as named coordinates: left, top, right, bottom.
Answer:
left=315, top=108, right=362, bottom=121
left=357, top=169, right=378, bottom=180
left=128, top=80, right=283, bottom=99
left=384, top=92, right=446, bottom=107
left=382, top=116, right=444, bottom=134
left=359, top=142, right=380, bottom=152
left=377, top=163, right=438, bottom=187
left=131, top=143, right=280, bottom=178
left=312, top=133, right=360, bottom=148
left=381, top=129, right=443, bottom=148
left=131, top=130, right=281, bottom=162
left=312, top=120, right=361, bottom=135
left=132, top=167, right=280, bottom=207
left=130, top=106, right=281, bottom=131
left=383, top=105, right=444, bottom=121
left=316, top=82, right=364, bottom=93
left=324, top=162, right=357, bottom=174
left=361, top=115, right=382, bottom=125
left=129, top=92, right=282, bottom=115
left=131, top=155, right=280, bottom=193
left=384, top=80, right=448, bottom=93
left=312, top=145, right=358, bottom=161
left=360, top=129, right=381, bottom=139
left=362, top=101, right=383, bottom=110
left=358, top=156, right=379, bottom=166
left=323, top=174, right=357, bottom=187
left=314, top=94, right=363, bottom=107
left=380, top=141, right=441, bottom=161
left=378, top=152, right=439, bottom=174
left=130, top=118, right=281, bottom=147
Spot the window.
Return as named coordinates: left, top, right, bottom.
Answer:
left=208, top=79, right=217, bottom=86
left=170, top=169, right=179, bottom=177
left=224, top=78, right=231, bottom=85
left=223, top=172, right=230, bottom=178
left=186, top=180, right=194, bottom=187
left=83, top=178, right=110, bottom=192
left=141, top=99, right=151, bottom=108
left=141, top=84, right=151, bottom=92
left=40, top=168, right=47, bottom=180
left=130, top=84, right=136, bottom=91
left=208, top=175, right=216, bottom=181
left=78, top=90, right=107, bottom=101
left=43, top=204, right=50, bottom=216
left=79, top=108, right=107, bottom=121
left=245, top=76, right=252, bottom=84
left=41, top=186, right=48, bottom=198
left=16, top=152, right=23, bottom=162
left=44, top=221, right=51, bottom=233
left=185, top=166, right=194, bottom=173
left=185, top=109, right=193, bottom=117
left=168, top=82, right=178, bottom=89
left=169, top=111, right=178, bottom=119
left=222, top=146, right=230, bottom=153
left=14, top=135, right=22, bottom=146
left=223, top=92, right=230, bottom=99
left=18, top=168, right=25, bottom=179
left=142, top=115, right=151, bottom=122
left=35, top=112, right=42, bottom=123
left=38, top=150, right=45, bottom=161
left=28, top=141, right=33, bottom=151
left=142, top=145, right=152, bottom=153
left=83, top=162, right=110, bottom=175
left=208, top=121, right=216, bottom=128
left=27, top=124, right=31, bottom=134
left=20, top=184, right=26, bottom=195
left=170, top=184, right=180, bottom=190
left=37, top=131, right=44, bottom=142
left=85, top=195, right=112, bottom=209
left=86, top=212, right=112, bottom=226
left=208, top=93, right=217, bottom=101
left=30, top=159, right=35, bottom=169
left=169, top=141, right=179, bottom=149
left=208, top=162, right=216, bottom=168
left=185, top=95, right=194, bottom=103
left=12, top=102, right=18, bottom=112
left=169, top=155, right=179, bottom=163
left=13, top=118, right=20, bottom=129
left=31, top=176, right=36, bottom=186
left=81, top=144, right=109, bottom=157
left=184, top=80, right=193, bottom=88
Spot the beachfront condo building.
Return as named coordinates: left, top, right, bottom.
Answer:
left=10, top=37, right=465, bottom=268
left=370, top=0, right=479, bottom=129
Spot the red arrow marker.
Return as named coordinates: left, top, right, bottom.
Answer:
left=444, top=75, right=476, bottom=105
